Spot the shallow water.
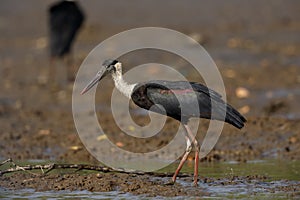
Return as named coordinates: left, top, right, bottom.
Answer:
left=182, top=159, right=300, bottom=181
left=1, top=160, right=299, bottom=199
left=0, top=189, right=148, bottom=200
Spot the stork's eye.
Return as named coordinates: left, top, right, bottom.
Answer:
left=106, top=65, right=115, bottom=72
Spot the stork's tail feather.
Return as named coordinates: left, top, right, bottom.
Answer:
left=225, top=104, right=247, bottom=129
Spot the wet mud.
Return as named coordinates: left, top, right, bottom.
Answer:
left=0, top=171, right=299, bottom=198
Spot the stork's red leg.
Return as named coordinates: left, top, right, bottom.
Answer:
left=183, top=124, right=200, bottom=186
left=172, top=123, right=199, bottom=184
left=172, top=135, right=192, bottom=183
left=194, top=146, right=199, bottom=186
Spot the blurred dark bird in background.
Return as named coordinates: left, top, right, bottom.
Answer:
left=47, top=0, right=85, bottom=84
left=49, top=0, right=84, bottom=58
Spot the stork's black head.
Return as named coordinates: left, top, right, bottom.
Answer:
left=102, top=59, right=118, bottom=73
left=81, top=59, right=120, bottom=94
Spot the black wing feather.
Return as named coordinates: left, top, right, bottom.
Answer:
left=131, top=80, right=246, bottom=128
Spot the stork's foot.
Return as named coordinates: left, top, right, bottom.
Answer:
left=193, top=180, right=198, bottom=186
left=171, top=175, right=177, bottom=183
left=171, top=175, right=198, bottom=186
left=164, top=179, right=175, bottom=186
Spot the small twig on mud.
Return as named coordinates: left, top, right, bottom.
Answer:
left=0, top=158, right=41, bottom=176
left=0, top=159, right=190, bottom=178
left=43, top=163, right=55, bottom=174
left=39, top=165, right=45, bottom=174
left=0, top=158, right=13, bottom=167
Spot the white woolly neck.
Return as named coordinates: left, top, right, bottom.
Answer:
left=111, top=63, right=136, bottom=98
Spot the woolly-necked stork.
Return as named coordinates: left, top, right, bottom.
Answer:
left=81, top=59, right=246, bottom=186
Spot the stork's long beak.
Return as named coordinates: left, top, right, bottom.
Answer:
left=80, top=67, right=108, bottom=95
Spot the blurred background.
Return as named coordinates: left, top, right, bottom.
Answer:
left=0, top=0, right=299, bottom=163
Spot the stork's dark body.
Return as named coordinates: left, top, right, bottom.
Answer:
left=48, top=0, right=85, bottom=58
left=131, top=80, right=246, bottom=128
